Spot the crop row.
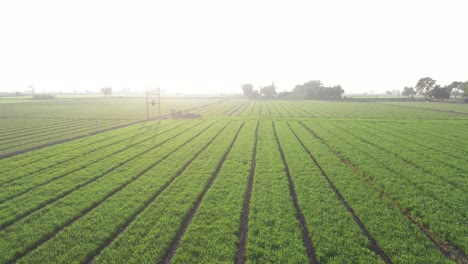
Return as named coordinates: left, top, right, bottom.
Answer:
left=0, top=120, right=229, bottom=263
left=0, top=118, right=141, bottom=155
left=0, top=121, right=196, bottom=204
left=167, top=121, right=257, bottom=263
left=0, top=120, right=207, bottom=229
left=0, top=120, right=181, bottom=176
left=244, top=121, right=309, bottom=262
left=86, top=122, right=243, bottom=263
left=294, top=121, right=451, bottom=263
left=0, top=97, right=225, bottom=155
left=300, top=120, right=465, bottom=261
left=274, top=121, right=386, bottom=263
left=337, top=121, right=467, bottom=185
left=357, top=120, right=468, bottom=163
left=307, top=120, right=467, bottom=240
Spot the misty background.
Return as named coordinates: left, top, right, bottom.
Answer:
left=0, top=0, right=466, bottom=95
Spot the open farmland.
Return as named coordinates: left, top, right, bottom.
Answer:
left=0, top=98, right=467, bottom=263
left=0, top=96, right=225, bottom=156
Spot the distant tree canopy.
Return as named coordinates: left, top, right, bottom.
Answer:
left=260, top=83, right=277, bottom=98
left=402, top=86, right=416, bottom=99
left=415, top=77, right=436, bottom=100
left=241, top=83, right=253, bottom=97
left=463, top=82, right=468, bottom=98
left=429, top=85, right=451, bottom=100
left=412, top=78, right=468, bottom=100
left=291, top=80, right=344, bottom=100
left=448, top=81, right=463, bottom=99
left=101, top=87, right=112, bottom=96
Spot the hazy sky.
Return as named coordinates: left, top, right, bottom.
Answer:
left=0, top=0, right=467, bottom=94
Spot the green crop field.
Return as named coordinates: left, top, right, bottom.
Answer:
left=0, top=96, right=226, bottom=156
left=0, top=98, right=467, bottom=263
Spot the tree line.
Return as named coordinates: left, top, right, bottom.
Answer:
left=242, top=80, right=344, bottom=100
left=403, top=77, right=468, bottom=101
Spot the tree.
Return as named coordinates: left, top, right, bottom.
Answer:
left=429, top=85, right=450, bottom=100
left=462, top=81, right=468, bottom=98
left=292, top=80, right=344, bottom=100
left=448, top=81, right=463, bottom=99
left=260, top=83, right=277, bottom=98
left=101, top=87, right=112, bottom=96
left=386, top=91, right=392, bottom=95
left=325, top=85, right=344, bottom=99
left=415, top=77, right=436, bottom=100
left=292, top=80, right=324, bottom=99
left=241, top=83, right=253, bottom=97
left=402, top=86, right=416, bottom=99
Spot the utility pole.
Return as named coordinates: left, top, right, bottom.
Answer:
left=146, top=86, right=161, bottom=120
left=146, top=87, right=149, bottom=120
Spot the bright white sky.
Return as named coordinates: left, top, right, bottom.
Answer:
left=0, top=0, right=467, bottom=95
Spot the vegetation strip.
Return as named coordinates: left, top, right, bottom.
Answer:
left=386, top=103, right=468, bottom=115
left=235, top=121, right=259, bottom=264
left=0, top=121, right=205, bottom=230
left=83, top=122, right=232, bottom=263
left=3, top=121, right=223, bottom=264
left=0, top=122, right=187, bottom=202
left=356, top=121, right=467, bottom=170
left=247, top=101, right=256, bottom=116
left=327, top=121, right=465, bottom=191
left=299, top=121, right=467, bottom=264
left=312, top=121, right=467, bottom=231
left=272, top=122, right=318, bottom=263
left=159, top=122, right=244, bottom=264
left=89, top=122, right=241, bottom=263
left=0, top=120, right=178, bottom=183
left=0, top=118, right=155, bottom=159
left=286, top=122, right=392, bottom=263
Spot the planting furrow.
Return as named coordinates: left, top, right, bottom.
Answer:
left=277, top=101, right=295, bottom=116
left=307, top=121, right=468, bottom=246
left=386, top=103, right=468, bottom=115
left=236, top=102, right=251, bottom=116
left=246, top=121, right=309, bottom=263
left=0, top=119, right=109, bottom=147
left=272, top=122, right=317, bottom=263
left=235, top=121, right=258, bottom=264
left=247, top=101, right=256, bottom=116
left=347, top=121, right=467, bottom=175
left=361, top=121, right=467, bottom=163
left=299, top=121, right=465, bottom=263
left=319, top=121, right=467, bottom=214
left=1, top=121, right=225, bottom=264
left=265, top=102, right=272, bottom=116
left=0, top=121, right=206, bottom=230
left=270, top=102, right=284, bottom=116
left=0, top=121, right=184, bottom=191
left=283, top=121, right=390, bottom=263
left=160, top=122, right=245, bottom=264
left=0, top=117, right=158, bottom=160
left=89, top=122, right=242, bottom=263
left=330, top=121, right=467, bottom=189
left=287, top=102, right=313, bottom=117
left=312, top=128, right=468, bottom=263
left=375, top=121, right=468, bottom=159
left=0, top=121, right=196, bottom=204
left=0, top=119, right=84, bottom=140
left=229, top=104, right=245, bottom=116
left=294, top=121, right=452, bottom=263
left=168, top=121, right=258, bottom=263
